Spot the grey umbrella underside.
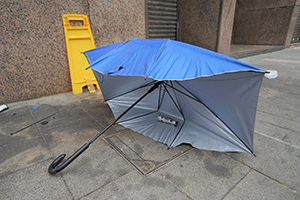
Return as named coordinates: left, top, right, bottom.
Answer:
left=94, top=70, right=264, bottom=154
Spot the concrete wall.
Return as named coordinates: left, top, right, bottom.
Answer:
left=232, top=0, right=298, bottom=45
left=0, top=0, right=145, bottom=104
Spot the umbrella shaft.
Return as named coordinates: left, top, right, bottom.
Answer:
left=89, top=81, right=162, bottom=144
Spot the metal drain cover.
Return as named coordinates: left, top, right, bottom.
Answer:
left=138, top=160, right=155, bottom=171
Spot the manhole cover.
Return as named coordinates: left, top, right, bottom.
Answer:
left=138, top=160, right=155, bottom=171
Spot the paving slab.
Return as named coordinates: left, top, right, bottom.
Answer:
left=38, top=100, right=119, bottom=159
left=227, top=132, right=300, bottom=193
left=104, top=129, right=193, bottom=175
left=223, top=170, right=300, bottom=200
left=249, top=49, right=300, bottom=144
left=0, top=101, right=35, bottom=134
left=41, top=116, right=105, bottom=156
left=254, top=118, right=288, bottom=140
left=0, top=92, right=134, bottom=200
left=0, top=160, right=71, bottom=200
left=0, top=102, right=51, bottom=175
left=80, top=170, right=191, bottom=200
left=158, top=149, right=251, bottom=200
left=114, top=129, right=192, bottom=162
left=57, top=139, right=134, bottom=199
left=257, top=90, right=300, bottom=120
left=78, top=98, right=125, bottom=134
left=256, top=109, right=300, bottom=135
left=32, top=91, right=123, bottom=138
left=0, top=134, right=50, bottom=175
left=283, top=131, right=300, bottom=147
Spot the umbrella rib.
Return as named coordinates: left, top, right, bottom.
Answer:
left=105, top=80, right=157, bottom=102
left=170, top=81, right=184, bottom=115
left=164, top=82, right=201, bottom=103
left=162, top=82, right=183, bottom=115
left=162, top=82, right=186, bottom=147
left=116, top=110, right=158, bottom=124
left=158, top=83, right=164, bottom=110
left=114, top=82, right=163, bottom=125
left=117, top=82, right=181, bottom=126
left=169, top=119, right=186, bottom=148
left=173, top=81, right=254, bottom=154
left=117, top=82, right=186, bottom=148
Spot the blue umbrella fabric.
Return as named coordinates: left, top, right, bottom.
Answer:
left=84, top=38, right=265, bottom=154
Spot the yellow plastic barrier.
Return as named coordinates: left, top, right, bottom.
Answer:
left=62, top=14, right=99, bottom=94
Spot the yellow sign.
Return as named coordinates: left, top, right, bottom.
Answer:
left=62, top=14, right=99, bottom=94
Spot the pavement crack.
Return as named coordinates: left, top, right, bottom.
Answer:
left=220, top=168, right=252, bottom=200
left=224, top=153, right=300, bottom=194
left=60, top=173, right=75, bottom=200
left=10, top=112, right=56, bottom=135
left=255, top=131, right=300, bottom=149
left=281, top=132, right=290, bottom=141
left=160, top=173, right=193, bottom=200
left=76, top=170, right=133, bottom=200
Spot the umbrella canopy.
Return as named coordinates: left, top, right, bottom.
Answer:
left=84, top=38, right=265, bottom=154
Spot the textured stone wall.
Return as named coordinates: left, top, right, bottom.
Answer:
left=0, top=0, right=145, bottom=103
left=178, top=0, right=222, bottom=51
left=88, top=0, right=145, bottom=47
left=178, top=0, right=237, bottom=55
left=233, top=0, right=297, bottom=45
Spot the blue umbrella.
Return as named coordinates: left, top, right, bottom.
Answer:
left=49, top=39, right=264, bottom=174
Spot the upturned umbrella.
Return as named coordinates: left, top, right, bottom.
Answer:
left=48, top=38, right=264, bottom=174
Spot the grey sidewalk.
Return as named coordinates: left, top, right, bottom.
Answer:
left=1, top=47, right=300, bottom=200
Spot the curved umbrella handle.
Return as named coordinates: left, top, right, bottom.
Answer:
left=48, top=143, right=89, bottom=174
